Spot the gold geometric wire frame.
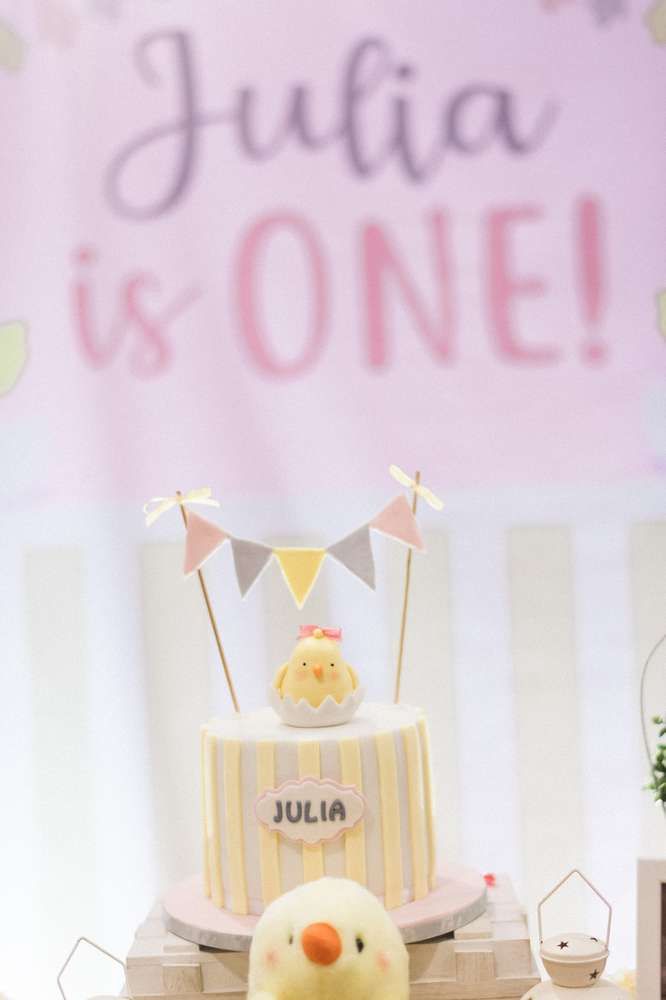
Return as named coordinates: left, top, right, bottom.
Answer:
left=56, top=936, right=126, bottom=1000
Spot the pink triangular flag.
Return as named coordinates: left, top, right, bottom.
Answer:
left=183, top=511, right=228, bottom=576
left=370, top=494, right=425, bottom=551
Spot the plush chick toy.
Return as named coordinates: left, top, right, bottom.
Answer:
left=248, top=877, right=409, bottom=1000
left=273, top=626, right=359, bottom=707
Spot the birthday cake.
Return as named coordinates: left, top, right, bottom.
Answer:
left=149, top=480, right=488, bottom=946
left=200, top=626, right=436, bottom=917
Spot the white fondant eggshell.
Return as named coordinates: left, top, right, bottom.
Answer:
left=268, top=684, right=365, bottom=727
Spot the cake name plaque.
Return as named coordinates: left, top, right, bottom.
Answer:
left=255, top=778, right=365, bottom=845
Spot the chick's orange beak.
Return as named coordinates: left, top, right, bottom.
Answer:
left=311, top=663, right=324, bottom=681
left=301, top=922, right=342, bottom=965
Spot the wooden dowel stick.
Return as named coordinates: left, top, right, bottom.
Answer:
left=176, top=491, right=240, bottom=714
left=394, top=470, right=420, bottom=704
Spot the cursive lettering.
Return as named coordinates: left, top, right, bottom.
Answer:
left=105, top=31, right=558, bottom=220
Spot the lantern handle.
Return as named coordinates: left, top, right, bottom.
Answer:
left=57, top=936, right=126, bottom=999
left=537, top=869, right=612, bottom=947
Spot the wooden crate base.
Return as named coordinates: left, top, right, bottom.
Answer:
left=125, top=876, right=540, bottom=1000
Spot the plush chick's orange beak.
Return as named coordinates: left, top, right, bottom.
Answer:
left=301, top=922, right=342, bottom=965
left=311, top=663, right=324, bottom=681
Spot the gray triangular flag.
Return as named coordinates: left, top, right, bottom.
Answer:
left=327, top=525, right=375, bottom=589
left=230, top=537, right=273, bottom=597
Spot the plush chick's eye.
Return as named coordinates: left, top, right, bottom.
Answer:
left=330, top=662, right=335, bottom=667
left=302, top=662, right=306, bottom=667
left=355, top=936, right=364, bottom=953
left=288, top=932, right=294, bottom=945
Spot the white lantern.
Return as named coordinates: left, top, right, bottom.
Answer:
left=520, top=870, right=631, bottom=999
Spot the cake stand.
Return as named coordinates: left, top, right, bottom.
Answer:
left=163, top=864, right=487, bottom=950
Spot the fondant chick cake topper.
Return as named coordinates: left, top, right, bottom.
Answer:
left=142, top=466, right=443, bottom=712
left=270, top=625, right=364, bottom=727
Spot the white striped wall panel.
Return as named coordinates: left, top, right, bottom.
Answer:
left=507, top=526, right=585, bottom=929
left=24, top=546, right=97, bottom=971
left=573, top=520, right=639, bottom=955
left=387, top=530, right=462, bottom=865
left=139, top=542, right=212, bottom=886
left=448, top=519, right=522, bottom=879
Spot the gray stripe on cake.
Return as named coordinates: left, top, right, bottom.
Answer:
left=360, top=730, right=383, bottom=900
left=275, top=740, right=303, bottom=893
left=320, top=737, right=345, bottom=879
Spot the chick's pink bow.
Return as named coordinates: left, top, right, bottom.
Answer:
left=299, top=625, right=342, bottom=641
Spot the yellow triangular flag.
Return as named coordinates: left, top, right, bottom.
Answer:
left=274, top=548, right=327, bottom=608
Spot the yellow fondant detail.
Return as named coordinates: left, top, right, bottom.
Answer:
left=402, top=726, right=428, bottom=900
left=223, top=738, right=248, bottom=914
left=274, top=548, right=326, bottom=608
left=256, top=741, right=281, bottom=906
left=201, top=726, right=211, bottom=898
left=339, top=738, right=367, bottom=884
left=297, top=741, right=325, bottom=881
left=375, top=731, right=403, bottom=909
left=204, top=730, right=224, bottom=907
left=417, top=717, right=437, bottom=889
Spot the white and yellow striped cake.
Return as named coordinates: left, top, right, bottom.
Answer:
left=200, top=703, right=437, bottom=916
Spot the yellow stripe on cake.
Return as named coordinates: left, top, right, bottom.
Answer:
left=375, top=731, right=403, bottom=908
left=204, top=729, right=224, bottom=907
left=402, top=726, right=428, bottom=899
left=200, top=726, right=211, bottom=898
left=298, top=741, right=325, bottom=881
left=339, top=738, right=367, bottom=884
left=223, top=738, right=248, bottom=914
left=417, top=717, right=437, bottom=889
left=256, top=741, right=281, bottom=906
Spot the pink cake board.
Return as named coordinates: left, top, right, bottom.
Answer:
left=163, top=866, right=487, bottom=951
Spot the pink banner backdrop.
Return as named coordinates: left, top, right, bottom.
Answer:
left=1, top=1, right=665, bottom=504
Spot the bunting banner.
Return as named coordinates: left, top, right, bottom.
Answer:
left=183, top=511, right=228, bottom=576
left=274, top=548, right=327, bottom=609
left=370, top=494, right=425, bottom=551
left=327, top=525, right=376, bottom=589
left=145, top=483, right=432, bottom=608
left=231, top=537, right=274, bottom=597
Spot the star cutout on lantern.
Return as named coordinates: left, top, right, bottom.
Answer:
left=557, top=941, right=569, bottom=949
left=590, top=969, right=600, bottom=980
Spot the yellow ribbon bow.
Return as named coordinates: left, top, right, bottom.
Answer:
left=143, top=487, right=220, bottom=527
left=389, top=464, right=444, bottom=510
